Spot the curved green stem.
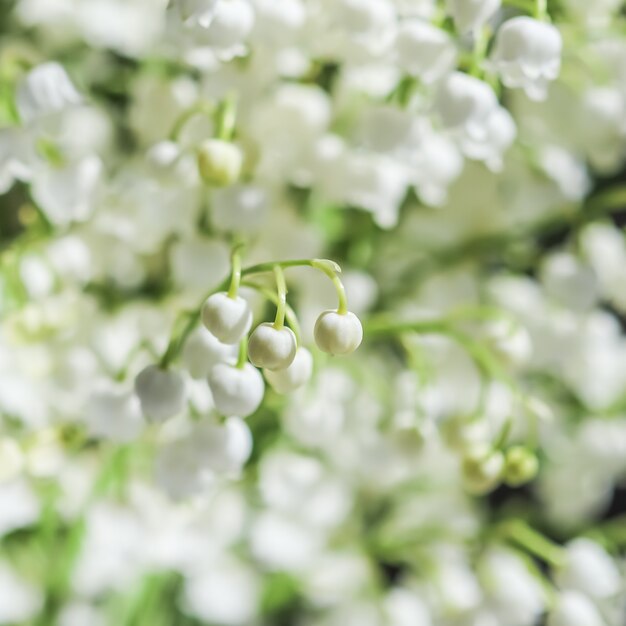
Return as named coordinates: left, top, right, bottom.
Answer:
left=169, top=101, right=215, bottom=141
left=159, top=311, right=196, bottom=368
left=242, top=280, right=302, bottom=345
left=273, top=265, right=287, bottom=329
left=227, top=245, right=244, bottom=299
left=216, top=93, right=237, bottom=141
left=310, top=259, right=348, bottom=314
left=159, top=257, right=342, bottom=365
left=492, top=418, right=513, bottom=451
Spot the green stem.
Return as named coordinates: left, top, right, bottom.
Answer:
left=216, top=93, right=237, bottom=141
left=310, top=259, right=348, bottom=314
left=273, top=265, right=287, bottom=329
left=159, top=311, right=196, bottom=368
left=492, top=418, right=513, bottom=451
left=503, top=0, right=535, bottom=12
left=227, top=244, right=243, bottom=299
left=159, top=257, right=342, bottom=365
left=242, top=280, right=302, bottom=345
left=535, top=0, right=548, bottom=20
left=365, top=318, right=455, bottom=336
left=236, top=338, right=247, bottom=369
left=470, top=26, right=490, bottom=77
left=169, top=101, right=215, bottom=141
left=500, top=520, right=565, bottom=567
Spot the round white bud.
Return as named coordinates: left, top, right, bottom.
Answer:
left=248, top=323, right=297, bottom=371
left=134, top=365, right=187, bottom=423
left=197, top=139, right=243, bottom=186
left=201, top=291, right=253, bottom=344
left=314, top=310, right=363, bottom=356
left=264, top=347, right=313, bottom=394
left=208, top=362, right=264, bottom=417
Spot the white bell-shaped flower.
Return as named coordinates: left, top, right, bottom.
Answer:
left=208, top=362, right=264, bottom=417
left=435, top=72, right=515, bottom=167
left=546, top=591, right=604, bottom=626
left=460, top=105, right=516, bottom=171
left=395, top=19, right=457, bottom=84
left=556, top=539, right=620, bottom=599
left=490, top=17, right=562, bottom=101
left=155, top=436, right=216, bottom=500
left=197, top=139, right=243, bottom=187
left=314, top=310, right=363, bottom=356
left=134, top=365, right=187, bottom=422
left=30, top=156, right=102, bottom=227
left=86, top=383, right=144, bottom=442
left=264, top=347, right=313, bottom=393
left=201, top=292, right=253, bottom=344
left=195, top=0, right=255, bottom=55
left=182, top=326, right=238, bottom=379
left=446, top=0, right=501, bottom=33
left=248, top=323, right=297, bottom=371
left=201, top=417, right=253, bottom=474
left=16, top=62, right=82, bottom=124
left=435, top=71, right=499, bottom=137
left=177, top=0, right=219, bottom=28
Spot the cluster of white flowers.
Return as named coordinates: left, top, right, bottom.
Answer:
left=1, top=0, right=626, bottom=623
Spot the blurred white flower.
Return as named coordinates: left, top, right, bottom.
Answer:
left=490, top=17, right=562, bottom=101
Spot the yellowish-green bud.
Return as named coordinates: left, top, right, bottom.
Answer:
left=197, top=139, right=243, bottom=186
left=504, top=446, right=539, bottom=487
left=461, top=445, right=505, bottom=495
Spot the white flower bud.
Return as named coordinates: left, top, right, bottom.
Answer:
left=490, top=17, right=562, bottom=101
left=182, top=326, right=238, bottom=379
left=445, top=0, right=501, bottom=34
left=314, top=310, right=363, bottom=356
left=264, top=347, right=313, bottom=393
left=134, top=365, right=187, bottom=422
left=248, top=323, right=297, bottom=371
left=208, top=362, right=264, bottom=417
left=547, top=591, right=604, bottom=626
left=201, top=291, right=253, bottom=344
left=461, top=445, right=504, bottom=494
left=16, top=62, right=82, bottom=124
left=197, top=139, right=243, bottom=186
left=395, top=20, right=457, bottom=84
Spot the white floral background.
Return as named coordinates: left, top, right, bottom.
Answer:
left=1, top=0, right=626, bottom=625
